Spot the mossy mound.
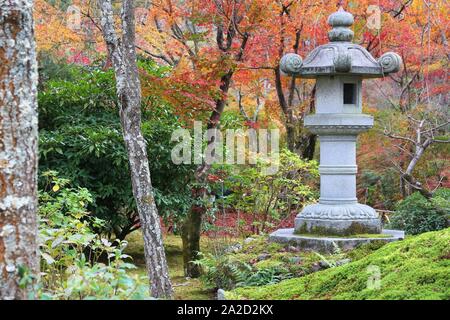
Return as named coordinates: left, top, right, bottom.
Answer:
left=226, top=228, right=450, bottom=300
left=227, top=237, right=321, bottom=272
left=195, top=236, right=325, bottom=291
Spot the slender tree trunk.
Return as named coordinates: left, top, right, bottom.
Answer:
left=182, top=71, right=233, bottom=277
left=181, top=208, right=202, bottom=277
left=97, top=0, right=173, bottom=299
left=0, top=0, right=39, bottom=300
left=275, top=15, right=316, bottom=159
left=274, top=67, right=295, bottom=151
left=181, top=15, right=249, bottom=276
left=299, top=86, right=317, bottom=160
left=400, top=139, right=433, bottom=199
left=274, top=68, right=316, bottom=159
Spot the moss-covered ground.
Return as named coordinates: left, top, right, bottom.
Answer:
left=124, top=228, right=449, bottom=300
left=226, top=228, right=450, bottom=300
left=207, top=236, right=338, bottom=278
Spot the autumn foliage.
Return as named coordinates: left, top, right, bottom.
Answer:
left=34, top=0, right=449, bottom=206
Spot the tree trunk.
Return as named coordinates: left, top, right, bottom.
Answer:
left=298, top=131, right=316, bottom=160
left=97, top=0, right=173, bottom=299
left=181, top=208, right=202, bottom=277
left=0, top=0, right=39, bottom=300
left=285, top=121, right=316, bottom=160
left=274, top=68, right=316, bottom=159
left=299, top=85, right=317, bottom=160
left=181, top=17, right=249, bottom=277
left=400, top=139, right=433, bottom=199
left=182, top=71, right=233, bottom=277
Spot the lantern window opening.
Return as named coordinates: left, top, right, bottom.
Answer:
left=343, top=83, right=356, bottom=105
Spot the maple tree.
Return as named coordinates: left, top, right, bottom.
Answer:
left=360, top=0, right=449, bottom=200
left=144, top=0, right=267, bottom=277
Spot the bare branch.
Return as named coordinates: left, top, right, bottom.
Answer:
left=383, top=129, right=416, bottom=145
left=433, top=139, right=450, bottom=143
left=236, top=90, right=250, bottom=121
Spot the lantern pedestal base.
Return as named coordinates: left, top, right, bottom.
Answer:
left=294, top=203, right=382, bottom=236
left=269, top=228, right=404, bottom=253
left=295, top=217, right=382, bottom=236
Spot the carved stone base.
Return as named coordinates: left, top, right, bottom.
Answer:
left=294, top=203, right=381, bottom=236
left=269, top=228, right=405, bottom=253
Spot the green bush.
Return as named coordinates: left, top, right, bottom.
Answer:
left=38, top=61, right=195, bottom=239
left=390, top=188, right=449, bottom=235
left=38, top=172, right=150, bottom=300
left=214, top=149, right=318, bottom=234
left=360, top=168, right=400, bottom=210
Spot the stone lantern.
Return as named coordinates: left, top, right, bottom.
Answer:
left=270, top=7, right=404, bottom=251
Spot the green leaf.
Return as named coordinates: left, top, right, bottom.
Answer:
left=41, top=252, right=55, bottom=265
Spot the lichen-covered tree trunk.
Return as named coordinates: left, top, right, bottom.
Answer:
left=97, top=0, right=173, bottom=299
left=0, top=0, right=39, bottom=300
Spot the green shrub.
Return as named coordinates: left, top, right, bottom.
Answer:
left=360, top=168, right=400, bottom=210
left=38, top=62, right=195, bottom=239
left=389, top=188, right=449, bottom=235
left=38, top=172, right=150, bottom=300
left=214, top=149, right=319, bottom=234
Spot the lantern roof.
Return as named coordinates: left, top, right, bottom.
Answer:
left=280, top=7, right=402, bottom=79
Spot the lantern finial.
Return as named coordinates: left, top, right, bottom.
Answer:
left=327, top=7, right=354, bottom=42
